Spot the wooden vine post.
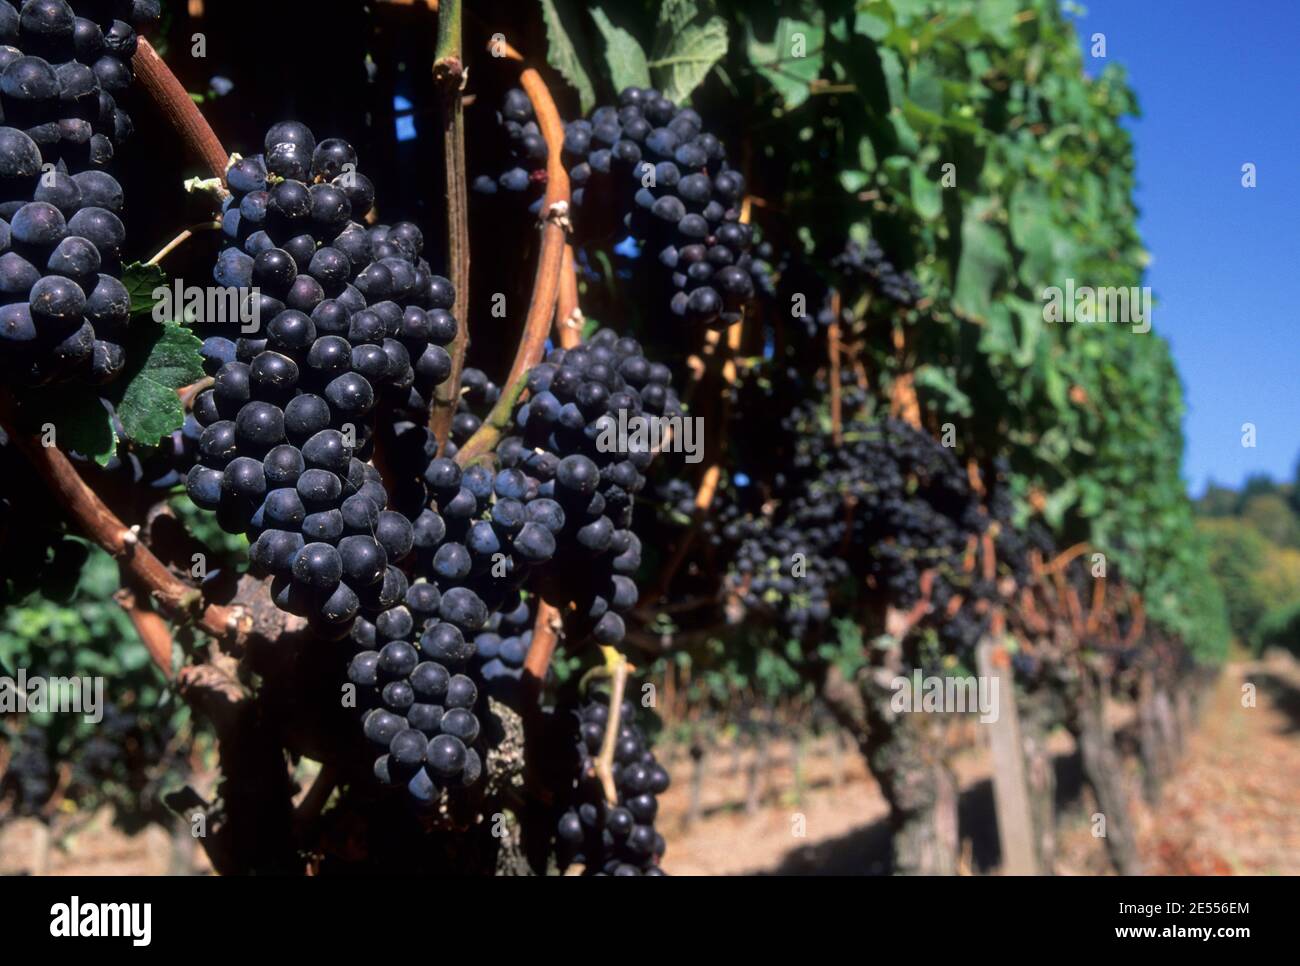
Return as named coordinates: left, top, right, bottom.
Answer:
left=970, top=492, right=1041, bottom=875
left=975, top=636, right=1039, bottom=874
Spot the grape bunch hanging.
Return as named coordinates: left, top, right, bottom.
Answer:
left=343, top=328, right=682, bottom=802
left=185, top=122, right=458, bottom=638
left=721, top=372, right=994, bottom=659
left=555, top=692, right=670, bottom=876
left=476, top=86, right=756, bottom=328
left=0, top=0, right=158, bottom=386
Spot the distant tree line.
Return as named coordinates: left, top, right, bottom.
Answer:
left=1196, top=464, right=1300, bottom=654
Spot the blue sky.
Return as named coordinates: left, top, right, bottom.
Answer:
left=1066, top=0, right=1299, bottom=495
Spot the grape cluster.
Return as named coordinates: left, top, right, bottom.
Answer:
left=74, top=701, right=181, bottom=792
left=0, top=1, right=157, bottom=169
left=0, top=0, right=158, bottom=385
left=413, top=458, right=557, bottom=608
left=338, top=327, right=682, bottom=804
left=1, top=703, right=184, bottom=823
left=185, top=122, right=458, bottom=636
left=344, top=579, right=486, bottom=801
left=655, top=476, right=697, bottom=522
left=341, top=429, right=578, bottom=804
left=339, top=448, right=552, bottom=802
left=770, top=236, right=924, bottom=341
left=652, top=463, right=790, bottom=560
left=828, top=238, right=923, bottom=308
left=730, top=530, right=847, bottom=640
left=555, top=693, right=668, bottom=875
left=495, top=327, right=682, bottom=647
left=0, top=725, right=53, bottom=814
left=747, top=233, right=777, bottom=301
left=719, top=377, right=993, bottom=658
left=337, top=367, right=570, bottom=802
left=815, top=418, right=982, bottom=607
left=476, top=87, right=755, bottom=327
left=339, top=384, right=553, bottom=801
left=202, top=120, right=458, bottom=422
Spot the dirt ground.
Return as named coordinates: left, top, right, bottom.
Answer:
left=2, top=657, right=1296, bottom=876
left=657, top=656, right=1300, bottom=875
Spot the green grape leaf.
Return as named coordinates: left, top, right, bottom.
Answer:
left=877, top=46, right=906, bottom=108
left=1043, top=481, right=1079, bottom=529
left=121, top=261, right=168, bottom=319
left=914, top=364, right=973, bottom=418
left=909, top=165, right=942, bottom=219
left=854, top=10, right=892, bottom=41
left=1008, top=181, right=1058, bottom=287
left=953, top=200, right=1009, bottom=321
left=744, top=15, right=821, bottom=109
left=650, top=0, right=728, bottom=105
left=538, top=0, right=598, bottom=114
left=589, top=4, right=651, bottom=93
left=1005, top=295, right=1044, bottom=368
left=975, top=0, right=1020, bottom=43
left=907, top=59, right=943, bottom=114
left=110, top=321, right=205, bottom=447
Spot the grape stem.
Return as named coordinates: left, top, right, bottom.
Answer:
left=980, top=529, right=997, bottom=583
left=967, top=458, right=986, bottom=498
left=888, top=319, right=921, bottom=428
left=178, top=376, right=214, bottom=410
left=523, top=598, right=563, bottom=686
left=428, top=0, right=471, bottom=452
left=452, top=373, right=527, bottom=467
left=0, top=391, right=248, bottom=666
left=1065, top=584, right=1085, bottom=636
left=556, top=244, right=583, bottom=348
left=589, top=646, right=631, bottom=806
left=1123, top=593, right=1146, bottom=646
left=1085, top=574, right=1107, bottom=635
left=114, top=586, right=175, bottom=674
left=499, top=49, right=572, bottom=394
left=145, top=221, right=222, bottom=267
left=453, top=40, right=572, bottom=466
left=1043, top=542, right=1090, bottom=575
left=376, top=0, right=439, bottom=11
left=40, top=762, right=74, bottom=822
left=1018, top=586, right=1049, bottom=634
left=132, top=39, right=230, bottom=182
left=884, top=569, right=938, bottom=641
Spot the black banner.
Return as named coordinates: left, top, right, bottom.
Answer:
left=0, top=873, right=1280, bottom=952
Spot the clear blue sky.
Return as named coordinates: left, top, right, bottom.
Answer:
left=1066, top=1, right=1299, bottom=496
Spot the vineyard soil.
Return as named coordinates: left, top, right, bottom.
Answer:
left=655, top=657, right=1300, bottom=875
left=4, top=657, right=1294, bottom=877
